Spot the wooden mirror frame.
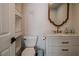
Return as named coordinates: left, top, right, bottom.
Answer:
left=48, top=3, right=70, bottom=28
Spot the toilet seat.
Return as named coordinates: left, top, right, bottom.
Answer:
left=21, top=48, right=35, bottom=56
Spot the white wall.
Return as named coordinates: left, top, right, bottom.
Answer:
left=24, top=3, right=79, bottom=53
left=72, top=4, right=79, bottom=34
left=24, top=3, right=51, bottom=36
left=24, top=3, right=49, bottom=51
left=24, top=3, right=76, bottom=35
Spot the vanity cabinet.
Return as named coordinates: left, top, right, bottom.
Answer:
left=46, top=36, right=79, bottom=56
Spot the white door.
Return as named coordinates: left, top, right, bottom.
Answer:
left=0, top=4, right=15, bottom=56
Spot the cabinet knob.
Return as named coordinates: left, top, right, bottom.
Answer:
left=11, top=37, right=16, bottom=44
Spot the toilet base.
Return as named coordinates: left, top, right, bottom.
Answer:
left=21, top=48, right=35, bottom=56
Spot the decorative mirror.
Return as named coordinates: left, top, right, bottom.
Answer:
left=48, top=3, right=69, bottom=33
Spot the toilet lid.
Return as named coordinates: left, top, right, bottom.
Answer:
left=22, top=48, right=35, bottom=56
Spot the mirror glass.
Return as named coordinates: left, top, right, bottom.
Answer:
left=49, top=3, right=68, bottom=26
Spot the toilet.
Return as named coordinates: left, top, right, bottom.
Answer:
left=21, top=36, right=37, bottom=56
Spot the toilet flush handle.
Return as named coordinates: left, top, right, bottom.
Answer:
left=24, top=38, right=26, bottom=40
left=43, top=36, right=46, bottom=40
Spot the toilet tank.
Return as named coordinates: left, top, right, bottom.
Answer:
left=24, top=36, right=37, bottom=48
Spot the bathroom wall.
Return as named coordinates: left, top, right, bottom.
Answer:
left=59, top=4, right=74, bottom=33
left=24, top=3, right=49, bottom=51
left=24, top=3, right=50, bottom=35
left=71, top=4, right=79, bottom=34
left=23, top=3, right=79, bottom=54
left=24, top=3, right=73, bottom=35
left=49, top=4, right=79, bottom=34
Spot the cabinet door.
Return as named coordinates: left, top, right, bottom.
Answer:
left=0, top=4, right=15, bottom=56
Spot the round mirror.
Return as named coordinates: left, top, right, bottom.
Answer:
left=48, top=3, right=69, bottom=33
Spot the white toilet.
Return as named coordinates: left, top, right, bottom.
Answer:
left=21, top=36, right=37, bottom=56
